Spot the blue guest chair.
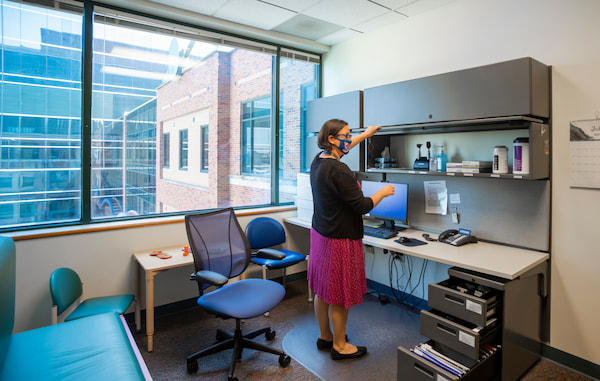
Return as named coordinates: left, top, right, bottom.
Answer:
left=245, top=217, right=312, bottom=310
left=49, top=267, right=136, bottom=325
left=185, top=208, right=291, bottom=380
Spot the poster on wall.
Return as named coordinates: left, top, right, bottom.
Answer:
left=570, top=119, right=600, bottom=189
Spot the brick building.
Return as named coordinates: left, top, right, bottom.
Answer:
left=156, top=48, right=315, bottom=212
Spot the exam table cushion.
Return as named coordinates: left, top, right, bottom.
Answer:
left=0, top=312, right=145, bottom=381
left=66, top=294, right=135, bottom=321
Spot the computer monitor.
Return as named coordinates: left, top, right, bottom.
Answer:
left=361, top=180, right=409, bottom=230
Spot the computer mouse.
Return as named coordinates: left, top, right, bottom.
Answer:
left=397, top=236, right=410, bottom=243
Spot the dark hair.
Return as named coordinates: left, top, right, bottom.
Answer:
left=317, top=119, right=348, bottom=150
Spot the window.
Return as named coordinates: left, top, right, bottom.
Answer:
left=179, top=129, right=188, bottom=170
left=0, top=1, right=320, bottom=230
left=163, top=133, right=170, bottom=168
left=241, top=97, right=271, bottom=176
left=200, top=125, right=208, bottom=171
left=0, top=0, right=83, bottom=228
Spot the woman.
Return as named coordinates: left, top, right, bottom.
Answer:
left=308, top=118, right=395, bottom=360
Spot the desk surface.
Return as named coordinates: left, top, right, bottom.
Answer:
left=284, top=217, right=549, bottom=280
left=133, top=246, right=193, bottom=271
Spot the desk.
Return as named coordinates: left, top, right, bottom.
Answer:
left=284, top=217, right=548, bottom=280
left=133, top=246, right=193, bottom=352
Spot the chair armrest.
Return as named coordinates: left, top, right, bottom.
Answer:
left=190, top=270, right=228, bottom=287
left=253, top=248, right=286, bottom=260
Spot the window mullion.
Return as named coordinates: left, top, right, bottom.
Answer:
left=81, top=1, right=93, bottom=223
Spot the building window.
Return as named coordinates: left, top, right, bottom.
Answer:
left=200, top=125, right=209, bottom=172
left=241, top=97, right=271, bottom=176
left=179, top=129, right=188, bottom=170
left=163, top=133, right=170, bottom=168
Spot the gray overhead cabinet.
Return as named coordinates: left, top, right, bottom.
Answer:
left=361, top=57, right=551, bottom=180
left=363, top=57, right=549, bottom=128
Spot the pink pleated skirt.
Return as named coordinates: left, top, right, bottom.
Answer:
left=308, top=228, right=367, bottom=309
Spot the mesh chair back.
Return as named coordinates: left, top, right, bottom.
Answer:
left=245, top=217, right=286, bottom=249
left=185, top=208, right=250, bottom=292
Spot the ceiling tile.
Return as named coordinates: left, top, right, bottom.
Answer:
left=369, top=0, right=416, bottom=10
left=214, top=0, right=297, bottom=30
left=396, top=0, right=455, bottom=17
left=147, top=0, right=228, bottom=15
left=316, top=28, right=362, bottom=45
left=352, top=10, right=407, bottom=33
left=303, top=0, right=389, bottom=28
left=257, top=0, right=321, bottom=13
left=273, top=14, right=344, bottom=40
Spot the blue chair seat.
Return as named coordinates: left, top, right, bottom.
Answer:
left=66, top=294, right=135, bottom=321
left=198, top=278, right=285, bottom=319
left=251, top=250, right=305, bottom=269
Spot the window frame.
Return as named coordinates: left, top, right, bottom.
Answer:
left=163, top=132, right=170, bottom=168
left=179, top=129, right=188, bottom=170
left=200, top=124, right=209, bottom=172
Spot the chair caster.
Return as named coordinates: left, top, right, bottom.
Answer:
left=279, top=354, right=291, bottom=367
left=216, top=330, right=228, bottom=342
left=186, top=359, right=198, bottom=374
left=265, top=329, right=276, bottom=340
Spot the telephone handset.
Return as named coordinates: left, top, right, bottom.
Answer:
left=439, top=228, right=477, bottom=246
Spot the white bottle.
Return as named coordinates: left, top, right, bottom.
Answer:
left=493, top=145, right=508, bottom=174
left=429, top=147, right=437, bottom=172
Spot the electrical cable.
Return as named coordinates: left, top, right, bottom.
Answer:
left=387, top=253, right=429, bottom=308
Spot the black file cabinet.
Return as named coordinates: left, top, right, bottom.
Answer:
left=397, top=263, right=547, bottom=381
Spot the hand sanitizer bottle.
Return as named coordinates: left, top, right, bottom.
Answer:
left=436, top=145, right=447, bottom=172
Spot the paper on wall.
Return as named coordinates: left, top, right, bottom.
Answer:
left=424, top=180, right=448, bottom=215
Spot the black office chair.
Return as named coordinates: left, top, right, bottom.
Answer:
left=184, top=208, right=291, bottom=381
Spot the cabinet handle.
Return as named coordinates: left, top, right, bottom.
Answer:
left=414, top=362, right=435, bottom=378
left=437, top=323, right=457, bottom=336
left=445, top=293, right=465, bottom=305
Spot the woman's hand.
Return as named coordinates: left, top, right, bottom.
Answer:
left=363, top=125, right=381, bottom=138
left=379, top=184, right=395, bottom=198
left=349, top=125, right=381, bottom=150
left=369, top=184, right=395, bottom=208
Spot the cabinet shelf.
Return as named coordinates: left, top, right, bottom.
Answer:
left=366, top=167, right=546, bottom=180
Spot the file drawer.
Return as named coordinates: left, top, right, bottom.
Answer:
left=429, top=278, right=501, bottom=327
left=397, top=340, right=500, bottom=381
left=420, top=309, right=499, bottom=360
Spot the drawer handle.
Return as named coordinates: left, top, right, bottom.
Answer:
left=414, top=362, right=435, bottom=378
left=444, top=293, right=465, bottom=305
left=437, top=323, right=457, bottom=336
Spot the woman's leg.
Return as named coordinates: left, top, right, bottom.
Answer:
left=314, top=295, right=333, bottom=341
left=330, top=304, right=358, bottom=354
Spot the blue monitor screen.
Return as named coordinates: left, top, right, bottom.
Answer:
left=361, top=180, right=409, bottom=226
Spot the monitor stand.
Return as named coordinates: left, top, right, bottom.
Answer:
left=382, top=219, right=406, bottom=232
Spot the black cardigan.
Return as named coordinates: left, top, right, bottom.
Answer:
left=310, top=155, right=374, bottom=240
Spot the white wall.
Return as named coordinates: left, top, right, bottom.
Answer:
left=322, top=0, right=600, bottom=365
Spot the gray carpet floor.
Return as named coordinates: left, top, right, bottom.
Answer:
left=131, top=280, right=596, bottom=381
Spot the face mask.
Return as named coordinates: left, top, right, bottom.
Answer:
left=335, top=138, right=351, bottom=155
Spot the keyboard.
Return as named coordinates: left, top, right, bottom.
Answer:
left=363, top=226, right=398, bottom=239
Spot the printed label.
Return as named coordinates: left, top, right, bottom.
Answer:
left=466, top=299, right=483, bottom=315
left=459, top=331, right=476, bottom=347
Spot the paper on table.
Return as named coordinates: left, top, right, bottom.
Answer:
left=424, top=180, right=448, bottom=215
